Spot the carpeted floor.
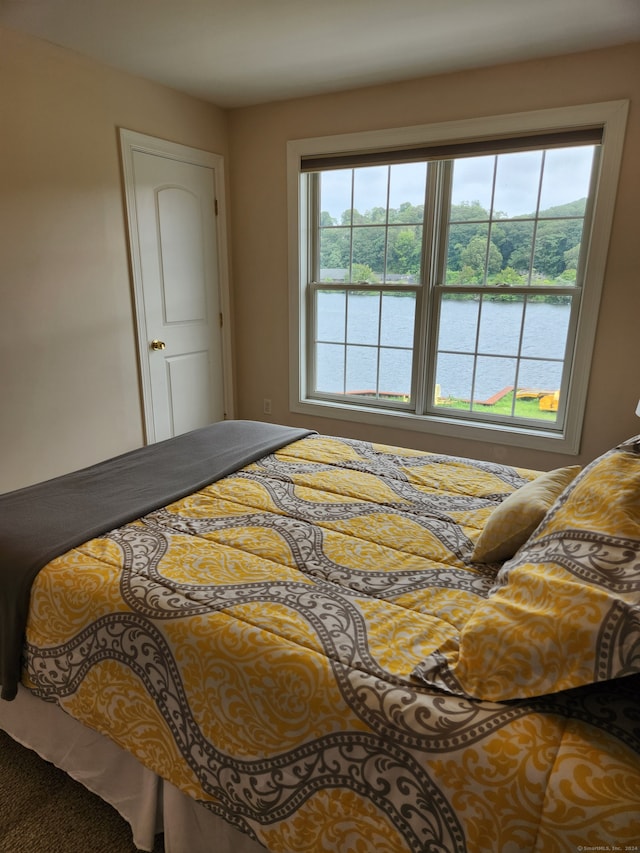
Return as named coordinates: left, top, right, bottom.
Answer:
left=0, top=729, right=164, bottom=852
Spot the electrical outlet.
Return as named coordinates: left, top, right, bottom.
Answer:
left=263, top=398, right=272, bottom=415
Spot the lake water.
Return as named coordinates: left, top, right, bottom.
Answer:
left=315, top=293, right=571, bottom=401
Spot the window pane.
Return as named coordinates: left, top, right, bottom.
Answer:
left=434, top=352, right=474, bottom=404
left=493, top=150, right=543, bottom=217
left=319, top=228, right=349, bottom=281
left=388, top=162, right=427, bottom=217
left=316, top=290, right=345, bottom=342
left=445, top=223, right=490, bottom=284
left=517, top=358, right=563, bottom=394
left=521, top=299, right=571, bottom=360
left=346, top=345, right=378, bottom=396
left=380, top=292, right=415, bottom=348
left=319, top=169, right=353, bottom=224
left=438, top=296, right=479, bottom=353
left=472, top=356, right=517, bottom=406
left=386, top=225, right=422, bottom=281
left=490, top=220, right=534, bottom=283
left=516, top=360, right=563, bottom=422
left=347, top=290, right=379, bottom=345
left=539, top=146, right=595, bottom=214
left=379, top=348, right=412, bottom=400
left=478, top=299, right=524, bottom=357
left=315, top=343, right=345, bottom=393
left=451, top=156, right=495, bottom=214
left=533, top=218, right=585, bottom=283
left=353, top=166, right=388, bottom=219
left=351, top=225, right=386, bottom=280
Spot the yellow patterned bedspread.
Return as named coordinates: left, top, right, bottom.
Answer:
left=22, top=435, right=640, bottom=852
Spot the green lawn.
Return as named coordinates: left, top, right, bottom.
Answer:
left=436, top=391, right=557, bottom=421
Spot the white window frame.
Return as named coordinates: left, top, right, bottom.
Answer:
left=287, top=101, right=628, bottom=454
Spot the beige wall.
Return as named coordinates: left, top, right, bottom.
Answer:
left=1, top=28, right=639, bottom=493
left=0, top=27, right=229, bottom=492
left=228, top=42, right=640, bottom=472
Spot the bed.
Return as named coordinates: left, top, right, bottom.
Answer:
left=1, top=419, right=639, bottom=852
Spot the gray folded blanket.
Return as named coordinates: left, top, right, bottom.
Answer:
left=0, top=420, right=313, bottom=700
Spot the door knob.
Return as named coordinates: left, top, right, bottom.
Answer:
left=150, top=339, right=166, bottom=351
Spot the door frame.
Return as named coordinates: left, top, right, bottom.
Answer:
left=119, top=128, right=234, bottom=441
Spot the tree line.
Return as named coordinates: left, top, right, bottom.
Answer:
left=320, top=198, right=586, bottom=287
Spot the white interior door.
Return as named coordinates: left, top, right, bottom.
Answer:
left=120, top=130, right=233, bottom=443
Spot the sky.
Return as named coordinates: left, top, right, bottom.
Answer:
left=319, top=145, right=596, bottom=221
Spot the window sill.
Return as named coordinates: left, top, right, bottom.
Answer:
left=290, top=397, right=580, bottom=455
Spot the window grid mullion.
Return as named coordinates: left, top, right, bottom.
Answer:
left=469, top=296, right=483, bottom=410
left=420, top=160, right=449, bottom=415
left=510, top=294, right=530, bottom=418
left=483, top=156, right=499, bottom=286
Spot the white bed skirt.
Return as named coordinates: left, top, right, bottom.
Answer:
left=0, top=686, right=265, bottom=853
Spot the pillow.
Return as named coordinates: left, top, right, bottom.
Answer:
left=413, top=436, right=640, bottom=701
left=471, top=465, right=581, bottom=563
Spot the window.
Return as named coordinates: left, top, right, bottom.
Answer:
left=288, top=103, right=628, bottom=453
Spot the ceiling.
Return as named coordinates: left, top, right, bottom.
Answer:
left=1, top=0, right=639, bottom=108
